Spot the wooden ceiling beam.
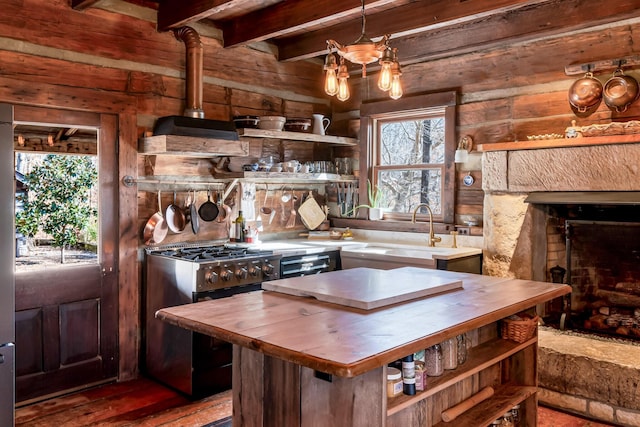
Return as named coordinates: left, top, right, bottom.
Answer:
left=276, top=0, right=547, bottom=61
left=157, top=0, right=253, bottom=31
left=71, top=0, right=101, bottom=10
left=220, top=0, right=398, bottom=48
left=380, top=0, right=640, bottom=68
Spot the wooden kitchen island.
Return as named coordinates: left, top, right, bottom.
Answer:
left=156, top=267, right=570, bottom=427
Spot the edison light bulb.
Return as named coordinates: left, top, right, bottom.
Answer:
left=337, top=78, right=350, bottom=101
left=325, top=69, right=338, bottom=96
left=389, top=74, right=403, bottom=100
left=378, top=62, right=392, bottom=91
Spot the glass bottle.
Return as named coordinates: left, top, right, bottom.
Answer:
left=441, top=337, right=457, bottom=370
left=456, top=333, right=467, bottom=365
left=235, top=210, right=245, bottom=242
left=401, top=354, right=416, bottom=395
left=511, top=404, right=521, bottom=427
left=500, top=411, right=514, bottom=427
left=424, top=343, right=443, bottom=376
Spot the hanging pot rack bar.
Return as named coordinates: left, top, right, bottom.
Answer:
left=565, top=55, right=640, bottom=76
left=122, top=175, right=238, bottom=201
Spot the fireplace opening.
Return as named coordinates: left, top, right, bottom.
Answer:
left=537, top=197, right=640, bottom=340
left=567, top=219, right=640, bottom=338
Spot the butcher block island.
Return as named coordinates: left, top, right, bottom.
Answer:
left=156, top=267, right=570, bottom=427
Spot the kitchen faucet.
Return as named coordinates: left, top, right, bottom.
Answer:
left=411, top=203, right=442, bottom=247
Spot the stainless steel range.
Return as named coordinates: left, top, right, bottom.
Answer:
left=144, top=242, right=281, bottom=397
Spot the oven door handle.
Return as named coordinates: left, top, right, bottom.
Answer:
left=281, top=254, right=330, bottom=266
left=282, top=262, right=329, bottom=276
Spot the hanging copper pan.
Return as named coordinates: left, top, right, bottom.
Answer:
left=143, top=190, right=168, bottom=245
left=568, top=72, right=603, bottom=114
left=603, top=68, right=639, bottom=113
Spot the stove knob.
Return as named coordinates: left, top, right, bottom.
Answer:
left=205, top=270, right=219, bottom=284
left=262, top=262, right=275, bottom=276
left=248, top=265, right=260, bottom=277
left=236, top=266, right=248, bottom=280
left=221, top=268, right=233, bottom=282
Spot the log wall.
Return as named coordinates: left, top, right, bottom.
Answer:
left=2, top=0, right=640, bottom=380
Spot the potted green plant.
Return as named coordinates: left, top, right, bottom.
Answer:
left=351, top=179, right=386, bottom=220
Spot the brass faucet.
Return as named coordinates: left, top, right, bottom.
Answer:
left=411, top=203, right=442, bottom=247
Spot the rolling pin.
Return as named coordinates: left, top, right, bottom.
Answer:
left=441, top=386, right=495, bottom=422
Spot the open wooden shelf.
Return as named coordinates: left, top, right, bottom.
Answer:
left=432, top=385, right=537, bottom=427
left=139, top=135, right=249, bottom=157
left=238, top=128, right=358, bottom=146
left=387, top=336, right=536, bottom=416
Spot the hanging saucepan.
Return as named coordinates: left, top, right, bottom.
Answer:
left=198, top=189, right=219, bottom=222
left=215, top=190, right=232, bottom=224
left=166, top=191, right=187, bottom=233
left=568, top=71, right=603, bottom=114
left=603, top=68, right=639, bottom=113
left=190, top=189, right=199, bottom=234
left=142, top=190, right=168, bottom=245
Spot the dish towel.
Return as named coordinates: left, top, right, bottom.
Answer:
left=240, top=182, right=256, bottom=221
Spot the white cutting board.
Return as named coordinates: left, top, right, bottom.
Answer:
left=262, top=267, right=463, bottom=310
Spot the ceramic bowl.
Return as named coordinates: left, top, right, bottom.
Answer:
left=258, top=116, right=286, bottom=131
left=284, top=118, right=312, bottom=132
left=233, top=115, right=260, bottom=128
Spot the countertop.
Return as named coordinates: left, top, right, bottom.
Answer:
left=156, top=267, right=570, bottom=378
left=235, top=238, right=482, bottom=261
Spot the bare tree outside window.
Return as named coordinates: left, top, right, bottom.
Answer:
left=374, top=116, right=445, bottom=215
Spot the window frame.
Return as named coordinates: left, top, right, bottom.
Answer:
left=359, top=91, right=456, bottom=225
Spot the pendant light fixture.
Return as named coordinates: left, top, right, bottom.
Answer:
left=324, top=0, right=402, bottom=101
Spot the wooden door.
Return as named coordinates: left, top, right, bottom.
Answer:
left=13, top=107, right=118, bottom=403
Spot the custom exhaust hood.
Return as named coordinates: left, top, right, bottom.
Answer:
left=140, top=27, right=247, bottom=157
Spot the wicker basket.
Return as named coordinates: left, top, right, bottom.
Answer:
left=501, top=313, right=539, bottom=343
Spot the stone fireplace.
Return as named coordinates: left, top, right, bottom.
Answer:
left=481, top=139, right=640, bottom=282
left=481, top=138, right=640, bottom=425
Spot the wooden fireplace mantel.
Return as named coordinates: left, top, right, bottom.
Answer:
left=477, top=134, right=640, bottom=152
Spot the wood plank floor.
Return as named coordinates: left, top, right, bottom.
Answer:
left=15, top=377, right=615, bottom=426
left=15, top=378, right=232, bottom=427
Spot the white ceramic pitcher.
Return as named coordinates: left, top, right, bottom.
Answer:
left=312, top=114, right=331, bottom=135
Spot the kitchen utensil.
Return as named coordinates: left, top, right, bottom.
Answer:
left=298, top=191, right=325, bottom=230
left=281, top=187, right=292, bottom=202
left=143, top=190, right=168, bottom=245
left=215, top=190, right=232, bottom=224
left=190, top=190, right=200, bottom=234
left=568, top=71, right=603, bottom=113
left=166, top=192, right=186, bottom=233
left=198, top=189, right=219, bottom=222
left=603, top=68, right=639, bottom=112
left=286, top=191, right=297, bottom=228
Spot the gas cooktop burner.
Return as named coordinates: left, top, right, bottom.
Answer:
left=151, top=245, right=273, bottom=262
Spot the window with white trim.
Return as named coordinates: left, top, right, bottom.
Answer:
left=361, top=92, right=456, bottom=224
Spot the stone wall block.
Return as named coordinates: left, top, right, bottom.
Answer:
left=539, top=348, right=640, bottom=410
left=507, top=144, right=640, bottom=192
left=482, top=151, right=508, bottom=192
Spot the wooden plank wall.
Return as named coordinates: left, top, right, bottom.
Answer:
left=2, top=0, right=640, bottom=380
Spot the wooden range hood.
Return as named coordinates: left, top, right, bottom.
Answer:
left=139, top=27, right=248, bottom=158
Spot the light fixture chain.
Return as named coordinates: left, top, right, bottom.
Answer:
left=361, top=0, right=366, bottom=36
